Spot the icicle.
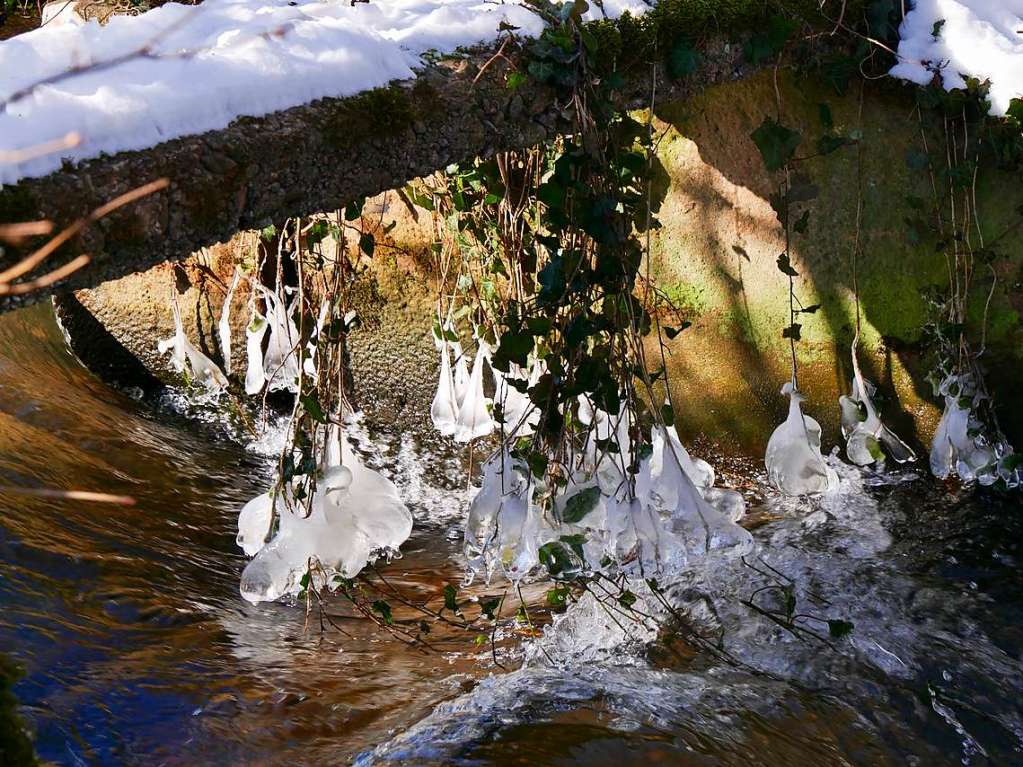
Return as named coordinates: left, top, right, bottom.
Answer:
left=218, top=267, right=242, bottom=376
left=237, top=491, right=275, bottom=556
left=430, top=337, right=459, bottom=436
left=840, top=338, right=916, bottom=466
left=244, top=299, right=268, bottom=396
left=453, top=340, right=495, bottom=443
left=765, top=382, right=838, bottom=496
left=157, top=294, right=227, bottom=390
left=239, top=432, right=412, bottom=604
left=302, top=299, right=330, bottom=380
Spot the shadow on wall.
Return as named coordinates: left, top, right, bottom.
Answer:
left=647, top=69, right=1023, bottom=456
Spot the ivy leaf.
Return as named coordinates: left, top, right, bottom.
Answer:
left=492, top=331, right=533, bottom=371
left=546, top=586, right=570, bottom=608
left=480, top=598, right=500, bottom=620
left=777, top=253, right=799, bottom=277
left=800, top=303, right=821, bottom=314
left=828, top=618, right=854, bottom=639
left=782, top=323, right=802, bottom=341
left=664, top=322, right=691, bottom=339
left=661, top=402, right=675, bottom=427
left=345, top=197, right=365, bottom=221
left=299, top=392, right=327, bottom=423
left=443, top=584, right=459, bottom=613
left=562, top=486, right=601, bottom=523
left=618, top=590, right=637, bottom=608
left=372, top=600, right=393, bottom=625
left=359, top=232, right=375, bottom=257
left=793, top=209, right=810, bottom=234
left=751, top=118, right=801, bottom=172
left=905, top=148, right=930, bottom=171
left=668, top=40, right=700, bottom=79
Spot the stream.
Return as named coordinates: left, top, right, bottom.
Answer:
left=1, top=303, right=1021, bottom=766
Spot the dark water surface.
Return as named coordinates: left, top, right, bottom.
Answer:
left=1, top=304, right=1021, bottom=766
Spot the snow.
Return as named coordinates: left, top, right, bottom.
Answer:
left=891, top=0, right=1023, bottom=115
left=0, top=0, right=647, bottom=185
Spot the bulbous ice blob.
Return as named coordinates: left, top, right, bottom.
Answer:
left=464, top=450, right=534, bottom=581
left=430, top=340, right=459, bottom=436
left=237, top=491, right=276, bottom=556
left=766, top=382, right=838, bottom=496
left=453, top=342, right=495, bottom=443
left=238, top=433, right=412, bottom=604
left=244, top=302, right=269, bottom=396
left=158, top=294, right=227, bottom=390
left=841, top=340, right=916, bottom=466
left=218, top=267, right=242, bottom=376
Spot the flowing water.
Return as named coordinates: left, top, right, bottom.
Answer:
left=1, top=303, right=1021, bottom=766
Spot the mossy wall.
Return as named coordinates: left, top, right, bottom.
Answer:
left=647, top=70, right=1023, bottom=452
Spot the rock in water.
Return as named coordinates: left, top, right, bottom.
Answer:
left=766, top=382, right=838, bottom=496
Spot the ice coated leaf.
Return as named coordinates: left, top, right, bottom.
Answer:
left=158, top=293, right=227, bottom=390
left=562, top=486, right=600, bottom=523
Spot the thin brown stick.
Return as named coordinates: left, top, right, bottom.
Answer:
left=0, top=486, right=136, bottom=505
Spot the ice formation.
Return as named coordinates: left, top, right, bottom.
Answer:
left=302, top=299, right=330, bottom=380
left=453, top=340, right=495, bottom=443
left=839, top=342, right=916, bottom=466
left=464, top=402, right=752, bottom=584
left=765, top=382, right=838, bottom=496
left=430, top=336, right=459, bottom=437
left=492, top=362, right=537, bottom=436
left=218, top=267, right=242, bottom=376
left=238, top=428, right=413, bottom=604
left=929, top=372, right=1021, bottom=487
left=257, top=286, right=301, bottom=393
left=244, top=299, right=268, bottom=396
left=157, top=294, right=227, bottom=390
left=0, top=0, right=647, bottom=184
left=890, top=0, right=1023, bottom=116
left=450, top=337, right=470, bottom=409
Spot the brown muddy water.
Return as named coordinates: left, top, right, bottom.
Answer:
left=1, top=303, right=1022, bottom=766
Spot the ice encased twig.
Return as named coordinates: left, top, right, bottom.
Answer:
left=453, top=341, right=495, bottom=443
left=430, top=338, right=459, bottom=436
left=244, top=299, right=269, bottom=396
left=766, top=382, right=838, bottom=496
left=840, top=340, right=916, bottom=466
left=218, top=266, right=242, bottom=376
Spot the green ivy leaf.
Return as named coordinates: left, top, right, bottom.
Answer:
left=481, top=598, right=500, bottom=620
left=299, top=392, right=327, bottom=423
left=818, top=102, right=834, bottom=130
left=744, top=15, right=797, bottom=65
left=562, top=486, right=601, bottom=523
left=800, top=303, right=821, bottom=314
left=372, top=600, right=393, bottom=625
left=661, top=402, right=675, bottom=427
left=359, top=232, right=375, bottom=257
left=828, top=618, right=854, bottom=638
left=751, top=118, right=801, bottom=172
left=345, top=197, right=365, bottom=221
left=782, top=323, right=802, bottom=341
left=443, top=584, right=459, bottom=613
left=793, top=209, right=810, bottom=234
left=618, top=590, right=637, bottom=608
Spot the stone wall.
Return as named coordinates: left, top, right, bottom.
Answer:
left=54, top=70, right=1023, bottom=456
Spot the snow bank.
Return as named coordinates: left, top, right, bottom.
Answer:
left=0, top=0, right=646, bottom=185
left=891, top=0, right=1023, bottom=115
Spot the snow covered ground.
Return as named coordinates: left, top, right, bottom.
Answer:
left=0, top=0, right=645, bottom=185
left=0, top=0, right=1020, bottom=186
left=891, top=0, right=1023, bottom=115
